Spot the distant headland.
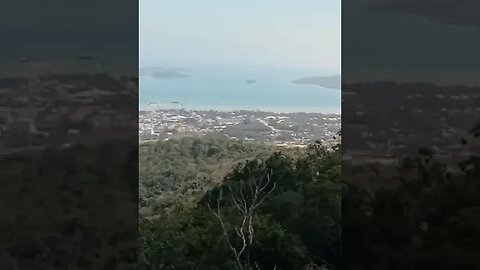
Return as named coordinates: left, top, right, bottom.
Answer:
left=293, top=75, right=341, bottom=90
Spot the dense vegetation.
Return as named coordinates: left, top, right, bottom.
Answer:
left=139, top=137, right=341, bottom=270
left=2, top=141, right=138, bottom=269
left=344, top=140, right=480, bottom=269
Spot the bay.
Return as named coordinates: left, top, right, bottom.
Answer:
left=140, top=66, right=341, bottom=114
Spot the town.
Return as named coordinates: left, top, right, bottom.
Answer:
left=0, top=73, right=138, bottom=156
left=343, top=82, right=480, bottom=160
left=139, top=108, right=341, bottom=147
left=342, top=82, right=480, bottom=190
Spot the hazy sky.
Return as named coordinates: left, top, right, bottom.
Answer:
left=1, top=0, right=137, bottom=77
left=343, top=0, right=480, bottom=84
left=140, top=0, right=341, bottom=73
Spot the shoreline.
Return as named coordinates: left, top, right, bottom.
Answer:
left=140, top=138, right=313, bottom=149
left=139, top=103, right=341, bottom=115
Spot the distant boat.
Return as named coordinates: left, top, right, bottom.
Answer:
left=246, top=79, right=257, bottom=84
left=171, top=101, right=184, bottom=107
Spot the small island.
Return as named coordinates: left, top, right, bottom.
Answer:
left=246, top=79, right=257, bottom=84
left=293, top=75, right=340, bottom=90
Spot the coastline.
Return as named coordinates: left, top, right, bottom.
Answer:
left=139, top=103, right=341, bottom=115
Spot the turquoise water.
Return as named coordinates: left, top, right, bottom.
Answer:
left=140, top=66, right=341, bottom=113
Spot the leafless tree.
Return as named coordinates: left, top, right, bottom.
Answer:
left=208, top=169, right=276, bottom=270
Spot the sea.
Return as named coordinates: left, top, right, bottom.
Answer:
left=140, top=66, right=341, bottom=114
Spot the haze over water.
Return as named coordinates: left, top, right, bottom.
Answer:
left=140, top=66, right=340, bottom=114
left=140, top=0, right=340, bottom=114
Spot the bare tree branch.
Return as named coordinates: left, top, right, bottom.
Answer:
left=207, top=190, right=243, bottom=270
left=209, top=169, right=277, bottom=270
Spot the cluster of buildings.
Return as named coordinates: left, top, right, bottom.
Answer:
left=0, top=72, right=343, bottom=153
left=0, top=74, right=137, bottom=155
left=139, top=109, right=341, bottom=147
left=342, top=82, right=480, bottom=171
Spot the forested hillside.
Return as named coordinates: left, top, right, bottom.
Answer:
left=139, top=138, right=341, bottom=270
left=344, top=144, right=480, bottom=269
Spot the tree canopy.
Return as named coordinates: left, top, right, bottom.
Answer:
left=140, top=138, right=341, bottom=270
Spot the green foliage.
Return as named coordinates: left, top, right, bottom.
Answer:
left=140, top=137, right=341, bottom=270
left=139, top=137, right=275, bottom=209
left=344, top=147, right=480, bottom=269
